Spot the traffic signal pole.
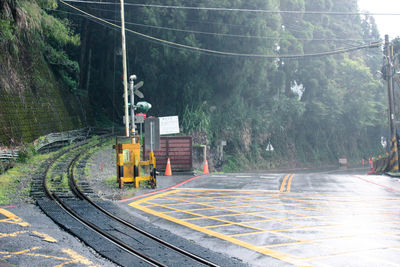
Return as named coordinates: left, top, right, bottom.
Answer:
left=385, top=35, right=399, bottom=172
left=120, top=0, right=129, bottom=137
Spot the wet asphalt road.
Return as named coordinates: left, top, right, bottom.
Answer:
left=126, top=169, right=400, bottom=267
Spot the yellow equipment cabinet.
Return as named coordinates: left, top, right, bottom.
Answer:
left=115, top=136, right=156, bottom=189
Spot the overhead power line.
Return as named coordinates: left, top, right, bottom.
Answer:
left=62, top=0, right=400, bottom=16
left=59, top=0, right=382, bottom=59
left=49, top=7, right=374, bottom=45
left=75, top=5, right=377, bottom=42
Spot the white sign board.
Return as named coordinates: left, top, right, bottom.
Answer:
left=159, top=116, right=179, bottom=135
left=266, top=142, right=274, bottom=151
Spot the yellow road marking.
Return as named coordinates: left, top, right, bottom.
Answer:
left=1, top=246, right=41, bottom=259
left=0, top=231, right=28, bottom=238
left=32, top=231, right=57, bottom=243
left=144, top=201, right=279, bottom=234
left=0, top=251, right=70, bottom=261
left=163, top=193, right=303, bottom=217
left=151, top=196, right=306, bottom=229
left=280, top=174, right=290, bottom=192
left=0, top=247, right=97, bottom=266
left=0, top=230, right=57, bottom=243
left=165, top=194, right=324, bottom=228
left=55, top=248, right=98, bottom=267
left=131, top=200, right=310, bottom=267
left=162, top=196, right=281, bottom=220
left=0, top=208, right=30, bottom=227
left=130, top=188, right=400, bottom=267
left=0, top=209, right=97, bottom=266
left=287, top=174, right=295, bottom=192
left=161, top=191, right=400, bottom=232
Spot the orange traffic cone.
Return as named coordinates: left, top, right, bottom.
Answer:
left=203, top=160, right=209, bottom=174
left=165, top=158, right=172, bottom=176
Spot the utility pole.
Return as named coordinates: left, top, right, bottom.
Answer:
left=120, top=0, right=129, bottom=137
left=385, top=34, right=399, bottom=171
left=129, top=75, right=136, bottom=136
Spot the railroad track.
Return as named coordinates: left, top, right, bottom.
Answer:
left=33, top=136, right=221, bottom=267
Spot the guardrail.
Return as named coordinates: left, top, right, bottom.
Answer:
left=1, top=128, right=114, bottom=161
left=0, top=149, right=19, bottom=160
left=34, top=127, right=113, bottom=153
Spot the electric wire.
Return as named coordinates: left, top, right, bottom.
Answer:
left=61, top=0, right=400, bottom=16
left=83, top=6, right=377, bottom=42
left=59, top=0, right=382, bottom=59
left=49, top=6, right=378, bottom=43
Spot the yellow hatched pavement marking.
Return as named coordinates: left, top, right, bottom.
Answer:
left=55, top=249, right=98, bottom=267
left=143, top=200, right=286, bottom=236
left=0, top=230, right=29, bottom=238
left=130, top=190, right=311, bottom=267
left=130, top=189, right=400, bottom=266
left=173, top=192, right=281, bottom=206
left=0, top=247, right=97, bottom=266
left=164, top=191, right=308, bottom=217
left=159, top=193, right=313, bottom=227
left=0, top=208, right=30, bottom=227
left=0, top=247, right=69, bottom=261
left=0, top=209, right=96, bottom=266
left=1, top=230, right=57, bottom=243
left=161, top=195, right=298, bottom=221
left=170, top=190, right=400, bottom=233
left=32, top=231, right=57, bottom=243
left=147, top=196, right=307, bottom=236
left=1, top=246, right=42, bottom=259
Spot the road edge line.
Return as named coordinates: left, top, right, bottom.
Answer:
left=118, top=174, right=206, bottom=202
left=352, top=175, right=400, bottom=193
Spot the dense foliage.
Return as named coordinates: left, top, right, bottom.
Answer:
left=32, top=0, right=390, bottom=168
left=0, top=0, right=83, bottom=145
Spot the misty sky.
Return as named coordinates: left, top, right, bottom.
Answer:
left=358, top=0, right=400, bottom=39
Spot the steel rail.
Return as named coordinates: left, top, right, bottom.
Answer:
left=68, top=144, right=220, bottom=267
left=42, top=136, right=164, bottom=267
left=51, top=193, right=165, bottom=267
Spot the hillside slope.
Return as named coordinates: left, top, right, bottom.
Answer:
left=0, top=0, right=84, bottom=146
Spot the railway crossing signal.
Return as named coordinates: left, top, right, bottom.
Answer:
left=133, top=81, right=144, bottom=98
left=115, top=75, right=157, bottom=189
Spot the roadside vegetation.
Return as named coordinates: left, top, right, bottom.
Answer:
left=61, top=0, right=388, bottom=170
left=0, top=148, right=53, bottom=205
left=0, top=0, right=395, bottom=172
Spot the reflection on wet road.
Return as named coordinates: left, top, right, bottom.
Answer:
left=130, top=172, right=400, bottom=266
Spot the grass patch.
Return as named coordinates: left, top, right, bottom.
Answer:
left=104, top=175, right=138, bottom=192
left=0, top=136, right=111, bottom=205
left=104, top=175, right=118, bottom=188
left=0, top=152, right=53, bottom=205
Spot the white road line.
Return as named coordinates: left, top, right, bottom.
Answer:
left=211, top=175, right=228, bottom=177
left=259, top=176, right=277, bottom=179
left=236, top=175, right=252, bottom=178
